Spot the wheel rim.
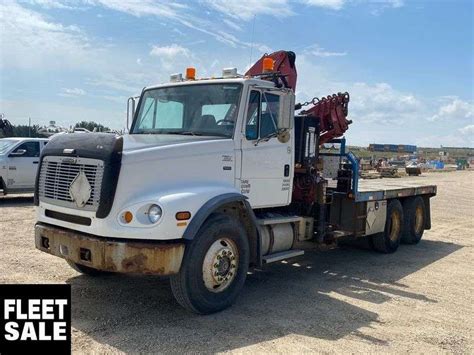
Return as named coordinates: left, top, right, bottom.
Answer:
left=202, top=238, right=239, bottom=293
left=414, top=205, right=424, bottom=234
left=389, top=210, right=401, bottom=242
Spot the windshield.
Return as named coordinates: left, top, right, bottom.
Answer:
left=0, top=139, right=17, bottom=155
left=131, top=83, right=242, bottom=138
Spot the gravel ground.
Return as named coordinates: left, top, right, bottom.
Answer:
left=0, top=170, right=473, bottom=353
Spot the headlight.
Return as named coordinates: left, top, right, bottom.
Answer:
left=147, top=204, right=162, bottom=224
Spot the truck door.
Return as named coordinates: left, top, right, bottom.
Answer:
left=7, top=141, right=40, bottom=189
left=239, top=89, right=293, bottom=208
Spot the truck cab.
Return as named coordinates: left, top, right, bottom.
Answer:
left=0, top=138, right=48, bottom=195
left=34, top=56, right=436, bottom=314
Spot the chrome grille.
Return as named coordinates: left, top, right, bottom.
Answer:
left=38, top=156, right=104, bottom=211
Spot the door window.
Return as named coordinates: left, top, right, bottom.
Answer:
left=245, top=91, right=280, bottom=140
left=245, top=91, right=260, bottom=140
left=11, top=142, right=40, bottom=157
left=260, top=93, right=279, bottom=138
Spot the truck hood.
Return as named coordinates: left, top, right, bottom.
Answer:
left=122, top=134, right=224, bottom=153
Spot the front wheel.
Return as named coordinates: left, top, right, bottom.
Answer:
left=170, top=213, right=250, bottom=314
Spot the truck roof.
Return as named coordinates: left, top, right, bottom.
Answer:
left=144, top=77, right=276, bottom=91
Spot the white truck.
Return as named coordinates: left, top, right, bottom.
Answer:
left=34, top=51, right=436, bottom=314
left=0, top=138, right=48, bottom=196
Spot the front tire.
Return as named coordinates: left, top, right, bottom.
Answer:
left=371, top=199, right=404, bottom=253
left=170, top=213, right=249, bottom=314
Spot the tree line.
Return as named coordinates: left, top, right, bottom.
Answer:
left=0, top=121, right=111, bottom=138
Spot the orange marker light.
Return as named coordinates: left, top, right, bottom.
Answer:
left=123, top=211, right=133, bottom=224
left=262, top=57, right=274, bottom=72
left=186, top=67, right=196, bottom=80
left=176, top=211, right=191, bottom=221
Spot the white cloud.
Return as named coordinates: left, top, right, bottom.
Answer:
left=0, top=1, right=151, bottom=99
left=59, top=88, right=86, bottom=97
left=0, top=2, right=93, bottom=70
left=83, top=0, right=271, bottom=51
left=415, top=131, right=473, bottom=148
left=368, top=0, right=405, bottom=15
left=88, top=0, right=180, bottom=18
left=295, top=56, right=422, bottom=125
left=379, top=0, right=404, bottom=8
left=204, top=0, right=294, bottom=21
left=305, top=44, right=347, bottom=58
left=21, top=0, right=81, bottom=10
left=459, top=124, right=474, bottom=136
left=223, top=19, right=242, bottom=31
left=204, top=0, right=402, bottom=17
left=149, top=44, right=192, bottom=71
left=301, top=0, right=345, bottom=10
left=430, top=98, right=474, bottom=121
left=346, top=82, right=422, bottom=124
left=150, top=44, right=190, bottom=58
left=85, top=72, right=147, bottom=95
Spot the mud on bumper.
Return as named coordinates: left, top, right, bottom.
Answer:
left=35, top=223, right=185, bottom=275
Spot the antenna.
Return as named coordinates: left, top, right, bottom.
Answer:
left=248, top=14, right=256, bottom=68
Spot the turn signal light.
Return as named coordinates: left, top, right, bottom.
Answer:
left=176, top=211, right=191, bottom=221
left=262, top=57, right=274, bottom=72
left=123, top=211, right=133, bottom=224
left=186, top=67, right=196, bottom=80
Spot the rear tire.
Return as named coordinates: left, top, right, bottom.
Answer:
left=66, top=260, right=109, bottom=276
left=402, top=196, right=426, bottom=244
left=371, top=199, right=404, bottom=253
left=170, top=213, right=249, bottom=314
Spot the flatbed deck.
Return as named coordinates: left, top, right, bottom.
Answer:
left=355, top=178, right=437, bottom=202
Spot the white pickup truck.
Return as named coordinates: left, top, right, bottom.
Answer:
left=0, top=138, right=49, bottom=196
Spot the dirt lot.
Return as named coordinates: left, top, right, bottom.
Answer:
left=1, top=170, right=473, bottom=353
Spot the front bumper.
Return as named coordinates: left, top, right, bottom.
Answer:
left=35, top=223, right=185, bottom=275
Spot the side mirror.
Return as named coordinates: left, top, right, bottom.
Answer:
left=278, top=91, right=295, bottom=130
left=10, top=149, right=26, bottom=157
left=126, top=96, right=138, bottom=133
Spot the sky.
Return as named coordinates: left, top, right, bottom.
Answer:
left=0, top=0, right=473, bottom=147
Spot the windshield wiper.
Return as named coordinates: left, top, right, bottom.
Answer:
left=166, top=131, right=202, bottom=136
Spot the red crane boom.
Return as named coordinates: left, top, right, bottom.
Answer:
left=246, top=50, right=351, bottom=144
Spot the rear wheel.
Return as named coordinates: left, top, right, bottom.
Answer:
left=402, top=196, right=426, bottom=244
left=170, top=213, right=249, bottom=314
left=371, top=199, right=404, bottom=253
